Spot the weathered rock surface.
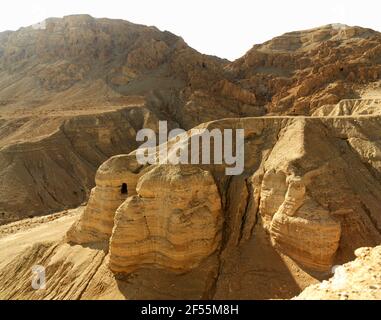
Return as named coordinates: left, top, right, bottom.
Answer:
left=1, top=17, right=380, bottom=222
left=0, top=17, right=381, bottom=300
left=109, top=165, right=222, bottom=273
left=1, top=111, right=381, bottom=299
left=313, top=98, right=381, bottom=116
left=67, top=154, right=142, bottom=243
left=296, top=245, right=381, bottom=300
left=0, top=105, right=164, bottom=222
left=63, top=113, right=381, bottom=290
left=229, top=24, right=381, bottom=115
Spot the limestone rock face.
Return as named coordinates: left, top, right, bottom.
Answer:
left=68, top=156, right=223, bottom=274
left=0, top=105, right=160, bottom=223
left=1, top=17, right=381, bottom=220
left=212, top=79, right=257, bottom=105
left=68, top=113, right=381, bottom=277
left=296, top=245, right=381, bottom=300
left=67, top=154, right=142, bottom=243
left=229, top=24, right=381, bottom=114
left=2, top=111, right=381, bottom=299
left=2, top=18, right=381, bottom=299
left=270, top=197, right=341, bottom=271
left=312, top=98, right=381, bottom=116
left=109, top=165, right=223, bottom=273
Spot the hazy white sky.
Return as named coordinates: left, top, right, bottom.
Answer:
left=0, top=0, right=380, bottom=60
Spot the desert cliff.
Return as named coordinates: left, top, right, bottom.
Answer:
left=0, top=15, right=380, bottom=300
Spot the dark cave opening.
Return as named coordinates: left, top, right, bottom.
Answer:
left=121, top=183, right=128, bottom=195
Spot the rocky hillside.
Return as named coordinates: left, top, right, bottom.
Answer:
left=0, top=15, right=262, bottom=222
left=0, top=17, right=380, bottom=222
left=228, top=24, right=381, bottom=115
left=0, top=14, right=258, bottom=126
left=1, top=112, right=381, bottom=299
left=0, top=16, right=380, bottom=299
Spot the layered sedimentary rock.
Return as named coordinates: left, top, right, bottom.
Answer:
left=1, top=110, right=381, bottom=299
left=65, top=112, right=381, bottom=277
left=109, top=165, right=222, bottom=273
left=1, top=17, right=381, bottom=221
left=255, top=120, right=343, bottom=271
left=68, top=159, right=223, bottom=273
left=0, top=105, right=163, bottom=222
left=313, top=98, right=381, bottom=116
left=67, top=148, right=223, bottom=273
left=229, top=24, right=381, bottom=114
left=0, top=17, right=381, bottom=299
left=67, top=154, right=143, bottom=243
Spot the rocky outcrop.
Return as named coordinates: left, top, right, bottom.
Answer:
left=228, top=24, right=381, bottom=114
left=0, top=106, right=162, bottom=222
left=296, top=245, right=381, bottom=300
left=1, top=110, right=381, bottom=299
left=1, top=18, right=381, bottom=221
left=66, top=154, right=143, bottom=243
left=68, top=159, right=223, bottom=274
left=1, top=17, right=381, bottom=299
left=109, top=165, right=222, bottom=273
left=312, top=98, right=381, bottom=116
left=66, top=113, right=381, bottom=278
left=212, top=79, right=257, bottom=105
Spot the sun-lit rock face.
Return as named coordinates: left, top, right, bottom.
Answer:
left=1, top=18, right=381, bottom=222
left=2, top=17, right=381, bottom=299
left=66, top=154, right=143, bottom=243
left=270, top=196, right=342, bottom=271
left=67, top=113, right=381, bottom=275
left=68, top=159, right=223, bottom=273
left=228, top=24, right=381, bottom=115
left=254, top=120, right=344, bottom=271
left=296, top=245, right=381, bottom=300
left=109, top=165, right=223, bottom=273
left=258, top=166, right=341, bottom=271
left=2, top=110, right=381, bottom=299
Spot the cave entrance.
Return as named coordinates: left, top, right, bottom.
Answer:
left=121, top=183, right=128, bottom=195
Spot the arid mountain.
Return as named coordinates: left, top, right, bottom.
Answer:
left=1, top=113, right=381, bottom=299
left=0, top=17, right=380, bottom=222
left=0, top=14, right=252, bottom=125
left=228, top=24, right=381, bottom=115
left=0, top=15, right=380, bottom=300
left=0, top=15, right=262, bottom=222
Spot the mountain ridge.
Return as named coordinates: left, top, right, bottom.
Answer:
left=0, top=15, right=380, bottom=300
left=0, top=15, right=380, bottom=222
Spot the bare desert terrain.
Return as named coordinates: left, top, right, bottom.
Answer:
left=0, top=15, right=380, bottom=299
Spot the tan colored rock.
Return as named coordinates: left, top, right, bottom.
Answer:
left=270, top=196, right=341, bottom=271
left=67, top=154, right=143, bottom=243
left=213, top=79, right=257, bottom=105
left=109, top=164, right=223, bottom=273
left=68, top=113, right=381, bottom=276
left=296, top=245, right=381, bottom=300
left=259, top=170, right=288, bottom=228
left=312, top=98, right=381, bottom=116
left=1, top=18, right=381, bottom=220
left=229, top=24, right=381, bottom=114
left=1, top=18, right=381, bottom=299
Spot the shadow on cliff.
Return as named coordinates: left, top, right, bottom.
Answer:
left=112, top=225, right=310, bottom=300
left=213, top=226, right=310, bottom=299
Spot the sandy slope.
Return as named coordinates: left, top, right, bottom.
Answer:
left=0, top=208, right=81, bottom=269
left=0, top=205, right=320, bottom=300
